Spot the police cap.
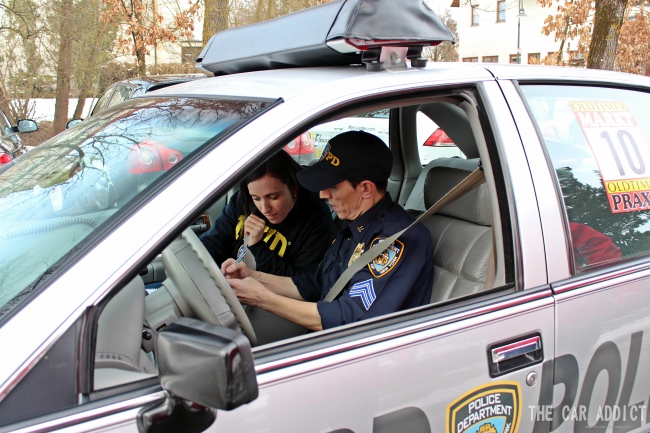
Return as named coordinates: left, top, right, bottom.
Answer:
left=297, top=131, right=393, bottom=192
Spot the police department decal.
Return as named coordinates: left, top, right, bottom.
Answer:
left=446, top=381, right=521, bottom=433
left=367, top=238, right=404, bottom=278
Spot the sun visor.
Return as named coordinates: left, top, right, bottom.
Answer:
left=197, top=0, right=456, bottom=75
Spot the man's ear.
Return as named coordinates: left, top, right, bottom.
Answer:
left=360, top=180, right=375, bottom=198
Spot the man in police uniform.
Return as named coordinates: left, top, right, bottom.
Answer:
left=224, top=131, right=434, bottom=331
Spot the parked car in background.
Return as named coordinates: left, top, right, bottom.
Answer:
left=0, top=107, right=38, bottom=170
left=80, top=73, right=314, bottom=164
left=89, top=74, right=208, bottom=117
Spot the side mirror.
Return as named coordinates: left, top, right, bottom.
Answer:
left=156, top=318, right=258, bottom=410
left=16, top=119, right=38, bottom=133
left=66, top=118, right=84, bottom=129
left=138, top=318, right=258, bottom=433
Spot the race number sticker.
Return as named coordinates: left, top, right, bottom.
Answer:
left=570, top=101, right=650, bottom=213
left=446, top=381, right=521, bottom=433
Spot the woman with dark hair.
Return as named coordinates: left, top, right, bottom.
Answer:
left=200, top=150, right=336, bottom=276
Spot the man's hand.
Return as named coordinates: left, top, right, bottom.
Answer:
left=221, top=259, right=252, bottom=279
left=229, top=277, right=269, bottom=308
left=244, top=214, right=266, bottom=245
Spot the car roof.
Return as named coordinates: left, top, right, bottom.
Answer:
left=148, top=62, right=650, bottom=103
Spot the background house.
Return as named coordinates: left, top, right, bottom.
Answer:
left=454, top=0, right=583, bottom=65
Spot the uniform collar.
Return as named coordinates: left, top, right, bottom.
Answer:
left=348, top=193, right=392, bottom=242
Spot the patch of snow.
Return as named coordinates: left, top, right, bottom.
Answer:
left=26, top=98, right=98, bottom=122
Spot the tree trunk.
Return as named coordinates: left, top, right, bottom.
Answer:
left=74, top=90, right=88, bottom=119
left=0, top=84, right=14, bottom=122
left=203, top=0, right=229, bottom=45
left=587, top=0, right=628, bottom=70
left=53, top=0, right=74, bottom=134
left=137, top=48, right=147, bottom=76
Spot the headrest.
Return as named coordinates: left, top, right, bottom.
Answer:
left=424, top=166, right=491, bottom=226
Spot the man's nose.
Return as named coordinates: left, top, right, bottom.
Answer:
left=319, top=189, right=330, bottom=199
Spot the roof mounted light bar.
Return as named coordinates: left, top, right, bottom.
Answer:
left=196, top=0, right=456, bottom=75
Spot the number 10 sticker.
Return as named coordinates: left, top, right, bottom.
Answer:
left=570, top=101, right=650, bottom=213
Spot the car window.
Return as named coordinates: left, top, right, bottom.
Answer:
left=107, top=85, right=133, bottom=109
left=0, top=97, right=275, bottom=320
left=90, top=87, right=114, bottom=116
left=416, top=111, right=465, bottom=165
left=311, top=109, right=389, bottom=158
left=521, top=85, right=650, bottom=272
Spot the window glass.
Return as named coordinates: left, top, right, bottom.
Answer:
left=107, top=85, right=133, bottom=108
left=91, top=87, right=114, bottom=116
left=416, top=111, right=465, bottom=165
left=471, top=6, right=479, bottom=25
left=521, top=85, right=650, bottom=271
left=497, top=0, right=506, bottom=21
left=0, top=97, right=274, bottom=319
left=310, top=109, right=389, bottom=159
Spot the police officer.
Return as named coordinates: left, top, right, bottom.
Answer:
left=224, top=131, right=434, bottom=331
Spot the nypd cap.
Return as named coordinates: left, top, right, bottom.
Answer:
left=297, top=131, right=393, bottom=192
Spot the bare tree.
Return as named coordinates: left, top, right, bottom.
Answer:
left=587, top=0, right=629, bottom=69
left=52, top=0, right=74, bottom=134
left=203, top=0, right=229, bottom=44
left=71, top=0, right=118, bottom=119
left=423, top=9, right=459, bottom=62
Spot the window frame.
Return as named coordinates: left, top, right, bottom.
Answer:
left=497, top=0, right=506, bottom=22
left=471, top=6, right=480, bottom=25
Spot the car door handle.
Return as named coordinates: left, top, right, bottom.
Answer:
left=488, top=333, right=543, bottom=377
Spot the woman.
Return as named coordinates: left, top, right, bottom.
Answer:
left=200, top=150, right=337, bottom=277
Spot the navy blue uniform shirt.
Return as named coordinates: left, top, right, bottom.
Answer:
left=292, top=193, right=434, bottom=329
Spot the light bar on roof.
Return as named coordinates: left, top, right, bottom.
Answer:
left=197, top=0, right=456, bottom=75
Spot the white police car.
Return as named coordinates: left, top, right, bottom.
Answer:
left=1, top=1, right=650, bottom=432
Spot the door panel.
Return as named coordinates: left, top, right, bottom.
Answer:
left=544, top=274, right=650, bottom=433
left=211, top=294, right=554, bottom=433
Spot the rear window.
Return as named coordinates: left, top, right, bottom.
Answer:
left=521, top=85, right=650, bottom=272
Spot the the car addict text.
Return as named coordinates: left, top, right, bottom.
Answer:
left=532, top=331, right=650, bottom=433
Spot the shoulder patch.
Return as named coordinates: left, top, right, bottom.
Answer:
left=367, top=237, right=404, bottom=278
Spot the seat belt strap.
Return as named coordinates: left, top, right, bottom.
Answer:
left=324, top=167, right=486, bottom=302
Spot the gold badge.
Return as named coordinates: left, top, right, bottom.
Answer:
left=348, top=243, right=365, bottom=266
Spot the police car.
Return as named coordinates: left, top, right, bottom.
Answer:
left=1, top=1, right=650, bottom=432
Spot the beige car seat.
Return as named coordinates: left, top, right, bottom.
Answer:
left=419, top=160, right=493, bottom=302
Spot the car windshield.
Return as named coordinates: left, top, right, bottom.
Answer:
left=0, top=96, right=274, bottom=317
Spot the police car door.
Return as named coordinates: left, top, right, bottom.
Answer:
left=196, top=82, right=556, bottom=433
left=513, top=81, right=650, bottom=433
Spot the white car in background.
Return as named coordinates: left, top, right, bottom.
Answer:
left=311, top=109, right=464, bottom=165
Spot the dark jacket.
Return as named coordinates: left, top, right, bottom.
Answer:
left=292, top=193, right=434, bottom=329
left=200, top=190, right=337, bottom=276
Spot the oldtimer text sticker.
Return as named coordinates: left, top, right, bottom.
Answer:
left=570, top=101, right=650, bottom=213
left=446, top=381, right=521, bottom=433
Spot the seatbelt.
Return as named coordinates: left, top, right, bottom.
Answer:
left=324, top=167, right=486, bottom=302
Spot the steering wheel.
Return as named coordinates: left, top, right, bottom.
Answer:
left=161, top=227, right=257, bottom=345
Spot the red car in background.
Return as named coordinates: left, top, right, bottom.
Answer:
left=0, top=107, right=38, bottom=171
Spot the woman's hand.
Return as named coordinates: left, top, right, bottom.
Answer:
left=244, top=214, right=266, bottom=245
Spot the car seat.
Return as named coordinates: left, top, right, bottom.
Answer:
left=419, top=159, right=493, bottom=302
left=94, top=276, right=157, bottom=389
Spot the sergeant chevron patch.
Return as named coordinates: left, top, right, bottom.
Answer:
left=349, top=279, right=376, bottom=310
